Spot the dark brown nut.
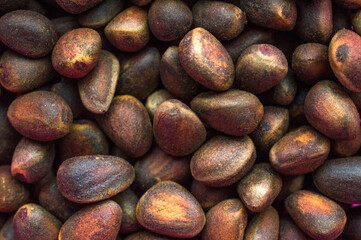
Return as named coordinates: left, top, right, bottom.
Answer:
left=313, top=157, right=361, bottom=204
left=224, top=27, right=275, bottom=63
left=332, top=127, right=361, bottom=157
left=0, top=0, right=28, bottom=15
left=51, top=16, right=79, bottom=37
left=56, top=0, right=104, bottom=14
left=148, top=0, right=193, bottom=41
left=136, top=181, right=205, bottom=238
left=78, top=0, right=124, bottom=29
left=191, top=135, right=256, bottom=187
left=275, top=175, right=305, bottom=202
left=279, top=216, right=308, bottom=240
left=112, top=188, right=142, bottom=234
left=343, top=207, right=361, bottom=240
left=130, top=0, right=151, bottom=6
left=96, top=95, right=153, bottom=158
left=0, top=165, right=29, bottom=212
left=334, top=0, right=361, bottom=9
left=178, top=27, right=235, bottom=91
left=59, top=200, right=122, bottom=240
left=0, top=10, right=57, bottom=58
left=191, top=89, right=264, bottom=137
left=0, top=214, right=6, bottom=229
left=31, top=171, right=56, bottom=200
left=292, top=43, right=332, bottom=85
left=52, top=28, right=102, bottom=79
left=294, top=0, right=333, bottom=44
left=11, top=137, right=55, bottom=183
left=267, top=70, right=298, bottom=106
left=0, top=216, right=16, bottom=240
left=236, top=44, right=288, bottom=94
left=104, top=6, right=149, bottom=52
left=145, top=89, right=175, bottom=119
left=51, top=78, right=84, bottom=118
left=160, top=46, right=201, bottom=100
left=285, top=190, right=346, bottom=240
left=237, top=163, right=282, bottom=212
left=244, top=206, right=279, bottom=240
left=135, top=146, right=191, bottom=191
left=333, top=6, right=351, bottom=36
left=0, top=50, right=55, bottom=93
left=26, top=0, right=46, bottom=15
left=58, top=120, right=109, bottom=162
left=348, top=89, right=361, bottom=110
left=13, top=204, right=61, bottom=240
left=304, top=80, right=360, bottom=140
left=78, top=50, right=119, bottom=114
left=270, top=125, right=330, bottom=175
left=239, top=0, right=297, bottom=31
left=39, top=181, right=81, bottom=221
left=202, top=199, right=247, bottom=240
left=0, top=103, right=21, bottom=165
left=329, top=29, right=361, bottom=92
left=57, top=155, right=135, bottom=203
left=116, top=47, right=160, bottom=100
left=288, top=84, right=308, bottom=125
left=250, top=106, right=289, bottom=156
left=353, top=10, right=361, bottom=36
left=125, top=231, right=176, bottom=240
left=7, top=91, right=73, bottom=141
left=193, top=1, right=246, bottom=41
left=153, top=99, right=206, bottom=157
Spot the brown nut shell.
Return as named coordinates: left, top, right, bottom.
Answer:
left=51, top=16, right=79, bottom=37
left=304, top=80, right=360, bottom=140
left=57, top=155, right=135, bottom=203
left=332, top=126, right=361, bottom=157
left=191, top=89, right=264, bottom=137
left=59, top=200, right=122, bottom=240
left=267, top=70, right=298, bottom=106
left=270, top=125, right=330, bottom=175
left=52, top=28, right=102, bottom=79
left=136, top=181, right=206, bottom=238
left=96, top=95, right=153, bottom=158
left=285, top=190, right=347, bottom=240
left=7, top=91, right=73, bottom=141
left=178, top=27, right=235, bottom=91
left=125, top=231, right=175, bottom=240
left=244, top=206, right=279, bottom=240
left=145, top=89, right=175, bottom=119
left=56, top=0, right=104, bottom=14
left=191, top=135, right=256, bottom=187
left=279, top=216, right=308, bottom=240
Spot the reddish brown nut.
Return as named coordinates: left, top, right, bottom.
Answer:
left=59, top=200, right=122, bottom=240
left=96, top=95, right=153, bottom=158
left=329, top=29, right=361, bottom=92
left=236, top=44, right=288, bottom=94
left=202, top=199, right=248, bottom=240
left=58, top=120, right=109, bottom=162
left=244, top=206, right=279, bottom=240
left=332, top=127, right=361, bottom=157
left=178, top=27, right=235, bottom=91
left=0, top=165, right=29, bottom=212
left=191, top=89, right=264, bottom=136
left=7, top=91, right=73, bottom=141
left=104, top=6, right=149, bottom=52
left=112, top=188, right=142, bottom=234
left=292, top=43, right=332, bottom=85
left=334, top=0, right=361, bottom=9
left=116, top=47, right=160, bottom=100
left=237, top=163, right=282, bottom=212
left=285, top=190, right=347, bottom=240
left=250, top=106, right=289, bottom=156
left=56, top=0, right=104, bottom=14
left=11, top=137, right=55, bottom=183
left=239, top=0, right=297, bottom=31
left=135, top=146, right=191, bottom=191
left=145, top=89, right=175, bottom=119
left=304, top=80, right=360, bottom=140
left=136, top=181, right=206, bottom=238
left=160, top=46, right=201, bottom=101
left=148, top=0, right=193, bottom=41
left=78, top=50, right=119, bottom=114
left=57, top=155, right=135, bottom=203
left=193, top=1, right=247, bottom=41
left=279, top=216, right=308, bottom=240
left=153, top=99, right=206, bottom=157
left=0, top=10, right=57, bottom=58
left=313, top=157, right=361, bottom=204
left=191, top=135, right=256, bottom=187
left=52, top=28, right=102, bottom=79
left=294, top=0, right=333, bottom=44
left=0, top=50, right=55, bottom=93
left=270, top=125, right=330, bottom=175
left=124, top=231, right=175, bottom=240
left=13, top=204, right=61, bottom=240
